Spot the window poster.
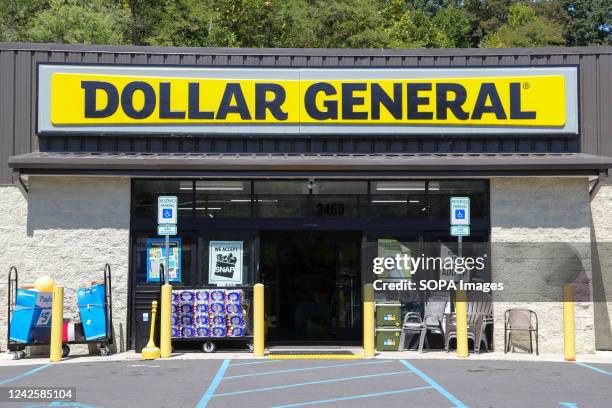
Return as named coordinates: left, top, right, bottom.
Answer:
left=208, top=241, right=243, bottom=285
left=146, top=238, right=182, bottom=282
left=377, top=239, right=413, bottom=279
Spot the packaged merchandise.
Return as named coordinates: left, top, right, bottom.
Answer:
left=77, top=283, right=107, bottom=341
left=228, top=315, right=245, bottom=327
left=210, top=314, right=226, bottom=326
left=179, top=303, right=194, bottom=315
left=171, top=326, right=181, bottom=338
left=171, top=303, right=178, bottom=315
left=172, top=291, right=180, bottom=303
left=211, top=326, right=227, bottom=337
left=196, top=326, right=210, bottom=337
left=180, top=315, right=194, bottom=326
left=181, top=325, right=196, bottom=338
left=194, top=290, right=209, bottom=304
left=171, top=315, right=179, bottom=326
left=209, top=302, right=225, bottom=314
left=209, top=290, right=225, bottom=302
left=194, top=314, right=210, bottom=326
left=178, top=290, right=194, bottom=303
left=225, top=303, right=242, bottom=315
left=227, top=327, right=245, bottom=337
left=194, top=303, right=208, bottom=314
left=225, top=290, right=243, bottom=303
left=9, top=289, right=53, bottom=343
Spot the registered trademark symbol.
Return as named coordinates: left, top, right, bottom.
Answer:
left=523, top=82, right=530, bottom=89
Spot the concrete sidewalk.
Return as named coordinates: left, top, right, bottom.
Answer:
left=3, top=348, right=612, bottom=366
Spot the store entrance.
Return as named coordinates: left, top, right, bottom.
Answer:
left=260, top=231, right=362, bottom=344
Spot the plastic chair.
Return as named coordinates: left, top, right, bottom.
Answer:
left=445, top=291, right=493, bottom=353
left=505, top=308, right=538, bottom=355
left=398, top=291, right=448, bottom=352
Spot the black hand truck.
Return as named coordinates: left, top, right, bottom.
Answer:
left=6, top=264, right=114, bottom=360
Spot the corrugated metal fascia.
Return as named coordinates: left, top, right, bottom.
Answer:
left=1, top=42, right=611, bottom=57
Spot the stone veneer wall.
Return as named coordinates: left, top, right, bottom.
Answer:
left=0, top=177, right=130, bottom=355
left=490, top=177, right=596, bottom=354
left=590, top=179, right=612, bottom=350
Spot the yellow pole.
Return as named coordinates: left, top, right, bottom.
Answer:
left=49, top=286, right=64, bottom=362
left=253, top=283, right=265, bottom=357
left=363, top=283, right=375, bottom=358
left=455, top=290, right=469, bottom=358
left=160, top=284, right=172, bottom=358
left=142, top=301, right=161, bottom=360
left=563, top=284, right=576, bottom=361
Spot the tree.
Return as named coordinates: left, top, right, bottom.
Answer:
left=481, top=2, right=564, bottom=47
left=464, top=0, right=514, bottom=47
left=25, top=0, right=130, bottom=44
left=314, top=0, right=389, bottom=48
left=0, top=0, right=48, bottom=42
left=128, top=0, right=236, bottom=47
left=383, top=0, right=470, bottom=48
left=564, top=0, right=611, bottom=45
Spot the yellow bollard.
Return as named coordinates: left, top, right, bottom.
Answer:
left=363, top=283, right=375, bottom=358
left=49, top=286, right=64, bottom=362
left=253, top=283, right=265, bottom=357
left=455, top=290, right=469, bottom=358
left=563, top=284, right=576, bottom=361
left=160, top=284, right=172, bottom=358
left=142, top=301, right=161, bottom=360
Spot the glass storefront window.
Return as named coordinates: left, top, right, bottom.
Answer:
left=311, top=181, right=367, bottom=218
left=132, top=180, right=194, bottom=218
left=254, top=181, right=310, bottom=218
left=195, top=180, right=252, bottom=218
left=428, top=180, right=488, bottom=219
left=370, top=181, right=427, bottom=218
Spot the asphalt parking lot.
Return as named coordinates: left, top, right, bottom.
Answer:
left=0, top=358, right=610, bottom=408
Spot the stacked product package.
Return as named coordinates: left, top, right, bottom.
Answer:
left=226, top=290, right=246, bottom=337
left=194, top=290, right=210, bottom=337
left=177, top=290, right=195, bottom=338
left=171, top=289, right=246, bottom=339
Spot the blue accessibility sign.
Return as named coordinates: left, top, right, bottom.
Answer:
left=163, top=208, right=173, bottom=219
left=455, top=209, right=465, bottom=219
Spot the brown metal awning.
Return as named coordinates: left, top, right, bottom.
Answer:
left=8, top=152, right=612, bottom=177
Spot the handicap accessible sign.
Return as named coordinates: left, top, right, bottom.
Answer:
left=450, top=197, right=470, bottom=226
left=158, top=196, right=178, bottom=225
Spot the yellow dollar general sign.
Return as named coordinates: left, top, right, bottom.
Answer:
left=37, top=65, right=578, bottom=135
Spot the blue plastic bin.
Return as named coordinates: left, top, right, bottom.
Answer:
left=9, top=289, right=53, bottom=343
left=77, top=284, right=107, bottom=340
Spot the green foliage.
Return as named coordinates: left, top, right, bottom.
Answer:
left=481, top=2, right=564, bottom=47
left=0, top=0, right=48, bottom=41
left=0, top=0, right=609, bottom=48
left=128, top=0, right=236, bottom=47
left=25, top=0, right=130, bottom=44
left=564, top=0, right=611, bottom=45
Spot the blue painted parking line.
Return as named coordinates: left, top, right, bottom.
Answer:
left=559, top=402, right=578, bottom=407
left=229, top=360, right=281, bottom=367
left=194, top=359, right=230, bottom=408
left=400, top=360, right=468, bottom=408
left=213, top=370, right=411, bottom=398
left=0, top=363, right=52, bottom=385
left=576, top=362, right=612, bottom=376
left=271, top=386, right=435, bottom=408
left=224, top=360, right=392, bottom=379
